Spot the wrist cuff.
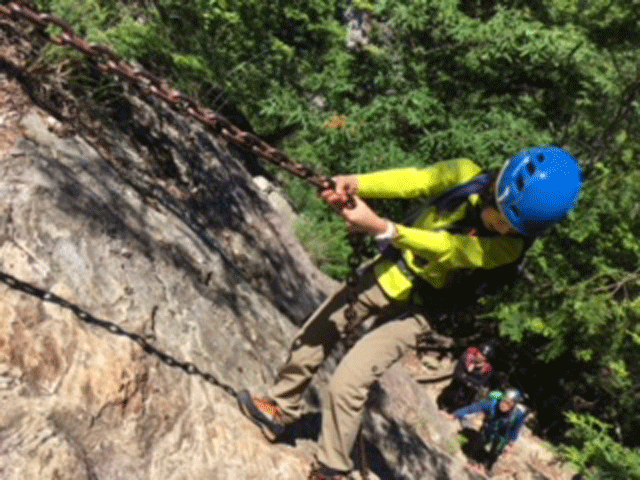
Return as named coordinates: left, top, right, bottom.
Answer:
left=374, top=220, right=396, bottom=241
left=375, top=220, right=397, bottom=251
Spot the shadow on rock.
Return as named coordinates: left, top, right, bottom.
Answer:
left=360, top=382, right=478, bottom=480
left=358, top=437, right=405, bottom=480
left=459, top=427, right=488, bottom=465
left=279, top=412, right=322, bottom=445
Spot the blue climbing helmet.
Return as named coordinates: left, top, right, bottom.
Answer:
left=495, top=146, right=582, bottom=237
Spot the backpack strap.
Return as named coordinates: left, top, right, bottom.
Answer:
left=431, top=171, right=494, bottom=214
left=401, top=172, right=494, bottom=226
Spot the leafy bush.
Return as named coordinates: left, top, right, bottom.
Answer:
left=559, top=413, right=640, bottom=480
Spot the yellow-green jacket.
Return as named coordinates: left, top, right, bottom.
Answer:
left=355, top=159, right=525, bottom=302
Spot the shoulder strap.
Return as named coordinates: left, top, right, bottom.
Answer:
left=402, top=172, right=494, bottom=226
left=487, top=399, right=501, bottom=421
left=431, top=171, right=494, bottom=214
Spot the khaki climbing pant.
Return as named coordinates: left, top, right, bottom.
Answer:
left=268, top=260, right=431, bottom=472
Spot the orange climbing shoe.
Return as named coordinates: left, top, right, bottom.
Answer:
left=237, top=389, right=285, bottom=441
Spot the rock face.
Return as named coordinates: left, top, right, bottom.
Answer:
left=0, top=24, right=578, bottom=480
left=0, top=42, right=336, bottom=476
left=0, top=103, right=322, bottom=478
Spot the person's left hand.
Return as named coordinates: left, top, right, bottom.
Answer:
left=338, top=196, right=388, bottom=235
left=321, top=193, right=388, bottom=235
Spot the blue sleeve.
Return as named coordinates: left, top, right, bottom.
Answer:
left=453, top=399, right=495, bottom=419
left=507, top=410, right=527, bottom=443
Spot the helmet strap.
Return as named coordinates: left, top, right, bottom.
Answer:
left=494, top=160, right=519, bottom=234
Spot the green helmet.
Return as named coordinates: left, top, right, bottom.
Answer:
left=488, top=390, right=504, bottom=401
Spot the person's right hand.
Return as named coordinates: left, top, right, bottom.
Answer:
left=320, top=175, right=359, bottom=205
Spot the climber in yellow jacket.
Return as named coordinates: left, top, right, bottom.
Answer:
left=238, top=146, right=582, bottom=480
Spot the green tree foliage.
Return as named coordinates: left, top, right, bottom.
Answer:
left=34, top=0, right=345, bottom=123
left=559, top=413, right=640, bottom=479
left=32, top=0, right=640, bottom=474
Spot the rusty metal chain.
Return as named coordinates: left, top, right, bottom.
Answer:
left=0, top=1, right=367, bottom=322
left=0, top=1, right=330, bottom=189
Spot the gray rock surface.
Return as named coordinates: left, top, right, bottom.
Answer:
left=0, top=108, right=318, bottom=479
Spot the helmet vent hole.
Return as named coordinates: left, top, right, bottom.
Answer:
left=516, top=174, right=525, bottom=191
left=510, top=205, right=520, bottom=217
left=537, top=153, right=545, bottom=163
left=527, top=161, right=536, bottom=175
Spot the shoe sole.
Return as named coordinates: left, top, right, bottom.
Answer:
left=236, top=389, right=283, bottom=442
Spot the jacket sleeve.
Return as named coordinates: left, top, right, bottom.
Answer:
left=453, top=399, right=495, bottom=419
left=392, top=226, right=525, bottom=270
left=464, top=369, right=492, bottom=388
left=454, top=353, right=486, bottom=387
left=355, top=159, right=482, bottom=199
left=507, top=408, right=528, bottom=443
left=453, top=356, right=470, bottom=383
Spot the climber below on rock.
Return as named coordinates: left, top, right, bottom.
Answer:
left=438, top=342, right=496, bottom=413
left=452, top=388, right=528, bottom=476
